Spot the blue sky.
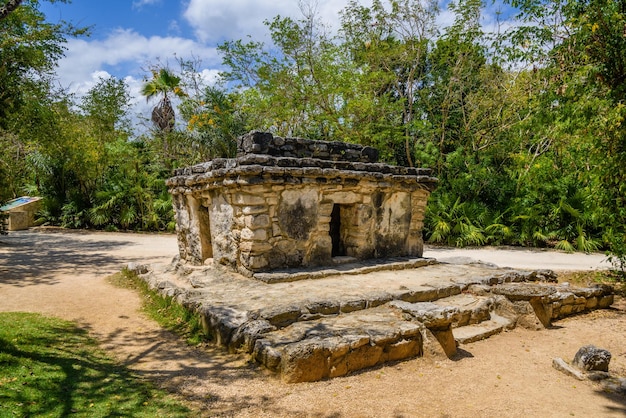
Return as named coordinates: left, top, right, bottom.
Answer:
left=42, top=1, right=187, bottom=39
left=38, top=0, right=514, bottom=125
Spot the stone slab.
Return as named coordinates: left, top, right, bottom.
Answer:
left=432, top=294, right=496, bottom=327
left=452, top=313, right=514, bottom=344
left=253, top=257, right=437, bottom=283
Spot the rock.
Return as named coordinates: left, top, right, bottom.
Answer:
left=573, top=345, right=611, bottom=372
left=127, top=262, right=149, bottom=275
left=552, top=357, right=585, bottom=381
left=390, top=301, right=458, bottom=330
left=229, top=319, right=276, bottom=353
left=491, top=283, right=556, bottom=301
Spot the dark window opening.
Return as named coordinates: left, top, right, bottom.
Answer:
left=330, top=204, right=346, bottom=257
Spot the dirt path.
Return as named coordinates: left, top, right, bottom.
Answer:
left=1, top=229, right=625, bottom=417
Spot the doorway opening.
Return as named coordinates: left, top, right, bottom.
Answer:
left=330, top=204, right=346, bottom=257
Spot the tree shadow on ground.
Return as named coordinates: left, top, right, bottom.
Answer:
left=598, top=393, right=626, bottom=416
left=0, top=231, right=144, bottom=286
left=79, top=321, right=312, bottom=417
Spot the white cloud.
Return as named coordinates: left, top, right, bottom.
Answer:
left=168, top=19, right=182, bottom=36
left=197, top=69, right=222, bottom=86
left=182, top=0, right=350, bottom=43
left=55, top=29, right=220, bottom=94
left=132, top=0, right=161, bottom=10
left=61, top=70, right=114, bottom=99
left=181, top=0, right=513, bottom=45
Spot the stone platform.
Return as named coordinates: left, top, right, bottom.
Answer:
left=134, top=258, right=614, bottom=383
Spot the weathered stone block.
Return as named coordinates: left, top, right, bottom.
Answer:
left=247, top=255, right=268, bottom=270
left=280, top=341, right=329, bottom=383
left=345, top=343, right=384, bottom=373
left=244, top=214, right=270, bottom=229
left=241, top=205, right=267, bottom=215
left=560, top=304, right=574, bottom=316
left=253, top=339, right=282, bottom=371
left=385, top=339, right=422, bottom=361
left=340, top=299, right=367, bottom=313
left=598, top=295, right=614, bottom=308
left=305, top=301, right=340, bottom=316
left=323, top=191, right=361, bottom=204
left=240, top=227, right=267, bottom=241
left=585, top=296, right=598, bottom=309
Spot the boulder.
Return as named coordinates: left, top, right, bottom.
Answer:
left=573, top=345, right=611, bottom=372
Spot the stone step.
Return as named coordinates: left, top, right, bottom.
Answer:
left=136, top=262, right=616, bottom=383
left=432, top=293, right=496, bottom=327
left=452, top=313, right=514, bottom=344
left=252, top=305, right=423, bottom=383
left=251, top=295, right=514, bottom=382
left=253, top=257, right=437, bottom=283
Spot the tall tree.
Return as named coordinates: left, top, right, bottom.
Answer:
left=0, top=0, right=86, bottom=201
left=565, top=0, right=626, bottom=268
left=340, top=0, right=439, bottom=166
left=219, top=0, right=440, bottom=165
left=182, top=85, right=248, bottom=160
left=219, top=8, right=361, bottom=142
left=141, top=68, right=186, bottom=132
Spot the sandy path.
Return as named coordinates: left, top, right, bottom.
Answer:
left=1, top=229, right=625, bottom=417
left=424, top=245, right=612, bottom=271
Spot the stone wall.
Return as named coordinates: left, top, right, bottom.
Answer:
left=168, top=131, right=438, bottom=276
left=236, top=131, right=379, bottom=162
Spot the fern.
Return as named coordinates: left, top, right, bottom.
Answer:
left=574, top=224, right=600, bottom=253
left=555, top=239, right=575, bottom=253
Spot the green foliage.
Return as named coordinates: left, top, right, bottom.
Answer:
left=0, top=0, right=86, bottom=202
left=87, top=141, right=174, bottom=231
left=218, top=0, right=443, bottom=164
left=425, top=193, right=489, bottom=247
left=0, top=0, right=86, bottom=129
left=0, top=312, right=191, bottom=417
left=24, top=78, right=176, bottom=231
left=2, top=0, right=626, bottom=261
left=181, top=85, right=247, bottom=160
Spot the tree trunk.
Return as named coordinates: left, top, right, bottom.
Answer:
left=0, top=0, right=23, bottom=20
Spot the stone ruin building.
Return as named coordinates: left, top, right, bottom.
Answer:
left=167, top=131, right=438, bottom=276
left=149, top=131, right=616, bottom=383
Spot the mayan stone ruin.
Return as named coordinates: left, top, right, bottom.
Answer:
left=150, top=131, right=616, bottom=383
left=167, top=131, right=438, bottom=276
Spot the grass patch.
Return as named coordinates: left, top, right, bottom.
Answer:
left=558, top=270, right=626, bottom=295
left=107, top=269, right=210, bottom=345
left=0, top=312, right=191, bottom=417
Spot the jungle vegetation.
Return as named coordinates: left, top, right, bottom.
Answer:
left=0, top=0, right=624, bottom=272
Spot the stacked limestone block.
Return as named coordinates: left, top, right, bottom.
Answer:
left=167, top=131, right=438, bottom=276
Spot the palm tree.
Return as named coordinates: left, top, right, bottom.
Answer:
left=141, top=68, right=186, bottom=132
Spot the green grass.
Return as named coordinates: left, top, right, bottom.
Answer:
left=0, top=312, right=191, bottom=418
left=107, top=269, right=210, bottom=346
